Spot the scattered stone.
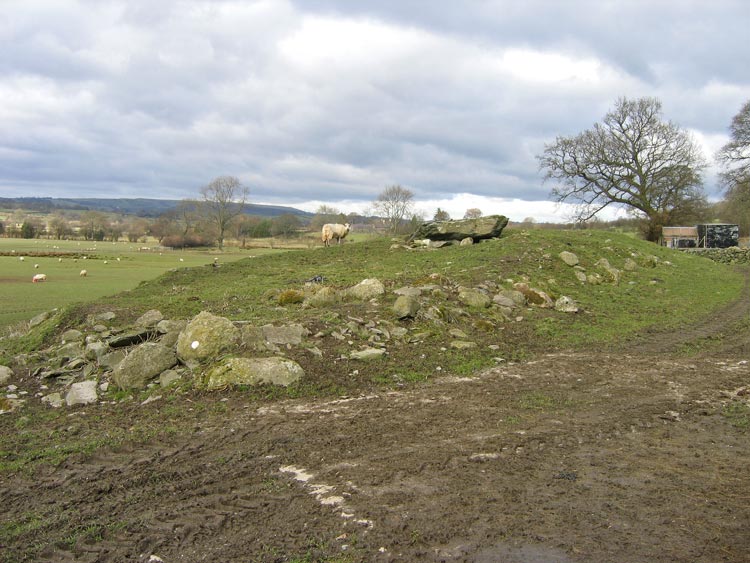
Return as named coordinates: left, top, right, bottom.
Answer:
left=156, top=319, right=187, bottom=334
left=95, top=312, right=116, bottom=322
left=449, top=328, right=469, bottom=339
left=65, top=380, right=98, bottom=406
left=159, top=370, right=182, bottom=387
left=394, top=286, right=422, bottom=297
left=305, top=286, right=339, bottom=307
left=555, top=296, right=579, bottom=313
left=574, top=270, right=588, bottom=283
left=28, top=311, right=50, bottom=328
left=203, top=357, right=305, bottom=389
left=343, top=278, right=385, bottom=300
left=349, top=347, right=386, bottom=360
left=492, top=294, right=517, bottom=308
left=623, top=258, right=638, bottom=271
left=459, top=237, right=474, bottom=246
left=513, top=283, right=553, bottom=307
left=393, top=295, right=420, bottom=319
left=85, top=341, right=109, bottom=361
left=113, top=342, right=178, bottom=390
left=0, top=366, right=12, bottom=385
left=262, top=324, right=309, bottom=346
left=42, top=392, right=64, bottom=408
left=136, top=309, right=164, bottom=328
left=559, top=251, right=579, bottom=266
left=61, top=329, right=84, bottom=344
left=451, top=340, right=478, bottom=350
left=458, top=288, right=491, bottom=308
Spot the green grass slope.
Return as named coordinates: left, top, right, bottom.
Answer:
left=2, top=229, right=743, bottom=391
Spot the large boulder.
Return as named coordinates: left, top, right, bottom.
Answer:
left=112, top=342, right=178, bottom=390
left=202, top=357, right=304, bottom=390
left=177, top=311, right=240, bottom=365
left=409, top=215, right=509, bottom=242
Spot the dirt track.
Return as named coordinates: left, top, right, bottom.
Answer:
left=3, top=279, right=750, bottom=562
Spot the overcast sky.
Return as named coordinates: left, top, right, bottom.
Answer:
left=2, top=0, right=749, bottom=221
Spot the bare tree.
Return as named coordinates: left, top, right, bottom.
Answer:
left=464, top=208, right=482, bottom=219
left=717, top=100, right=750, bottom=189
left=538, top=97, right=707, bottom=242
left=433, top=208, right=450, bottom=221
left=373, top=185, right=414, bottom=234
left=200, top=176, right=249, bottom=249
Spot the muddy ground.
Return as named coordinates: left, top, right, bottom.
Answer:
left=3, top=290, right=750, bottom=562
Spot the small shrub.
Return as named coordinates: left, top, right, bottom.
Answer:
left=278, top=289, right=304, bottom=305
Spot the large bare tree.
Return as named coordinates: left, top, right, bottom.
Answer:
left=200, top=176, right=249, bottom=249
left=373, top=185, right=414, bottom=234
left=538, top=97, right=707, bottom=241
left=717, top=100, right=750, bottom=189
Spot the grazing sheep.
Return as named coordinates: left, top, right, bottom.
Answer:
left=34, top=263, right=39, bottom=269
left=79, top=269, right=88, bottom=277
left=322, top=223, right=351, bottom=247
left=32, top=273, right=47, bottom=283
left=19, top=256, right=24, bottom=261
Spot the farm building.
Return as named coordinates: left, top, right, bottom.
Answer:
left=662, top=224, right=739, bottom=249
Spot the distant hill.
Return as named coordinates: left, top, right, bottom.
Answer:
left=0, top=197, right=314, bottom=219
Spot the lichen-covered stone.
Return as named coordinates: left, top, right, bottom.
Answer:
left=458, top=289, right=491, bottom=308
left=113, top=342, right=178, bottom=390
left=343, top=278, right=385, bottom=301
left=203, top=357, right=304, bottom=389
left=393, top=295, right=420, bottom=319
left=176, top=311, right=240, bottom=365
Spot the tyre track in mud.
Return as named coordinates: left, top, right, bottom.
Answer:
left=9, top=351, right=749, bottom=563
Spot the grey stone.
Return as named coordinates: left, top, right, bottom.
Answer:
left=42, top=392, right=63, bottom=408
left=28, top=311, right=49, bottom=328
left=85, top=341, right=109, bottom=361
left=349, top=347, right=386, bottom=360
left=458, top=288, right=491, bottom=308
left=394, top=286, right=422, bottom=297
left=0, top=365, right=12, bottom=385
left=393, top=295, right=420, bottom=319
left=95, top=312, right=116, bottom=322
left=262, top=324, right=309, bottom=346
left=492, top=294, right=517, bottom=308
left=343, top=278, right=385, bottom=300
left=304, top=286, right=339, bottom=307
left=623, top=258, right=638, bottom=271
left=409, top=215, right=509, bottom=242
left=55, top=342, right=84, bottom=361
left=203, top=357, right=304, bottom=390
left=61, top=329, right=84, bottom=343
left=559, top=251, right=579, bottom=266
left=498, top=289, right=527, bottom=306
left=555, top=296, right=580, bottom=313
left=459, top=237, right=474, bottom=246
left=65, top=380, right=98, bottom=406
left=574, top=270, right=588, bottom=283
left=513, top=283, right=553, bottom=307
left=451, top=340, right=477, bottom=349
left=176, top=311, right=240, bottom=365
left=99, top=349, right=127, bottom=371
left=136, top=309, right=164, bottom=328
left=113, top=342, right=178, bottom=390
left=156, top=319, right=187, bottom=334
left=159, top=370, right=182, bottom=387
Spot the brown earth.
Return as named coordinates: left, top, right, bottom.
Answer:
left=2, top=280, right=750, bottom=562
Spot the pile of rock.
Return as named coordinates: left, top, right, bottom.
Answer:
left=2, top=270, right=587, bottom=412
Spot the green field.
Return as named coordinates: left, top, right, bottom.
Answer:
left=0, top=238, right=283, bottom=327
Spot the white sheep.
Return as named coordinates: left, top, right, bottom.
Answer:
left=32, top=273, right=47, bottom=283
left=322, top=223, right=351, bottom=247
left=34, top=263, right=39, bottom=269
left=79, top=269, right=88, bottom=277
